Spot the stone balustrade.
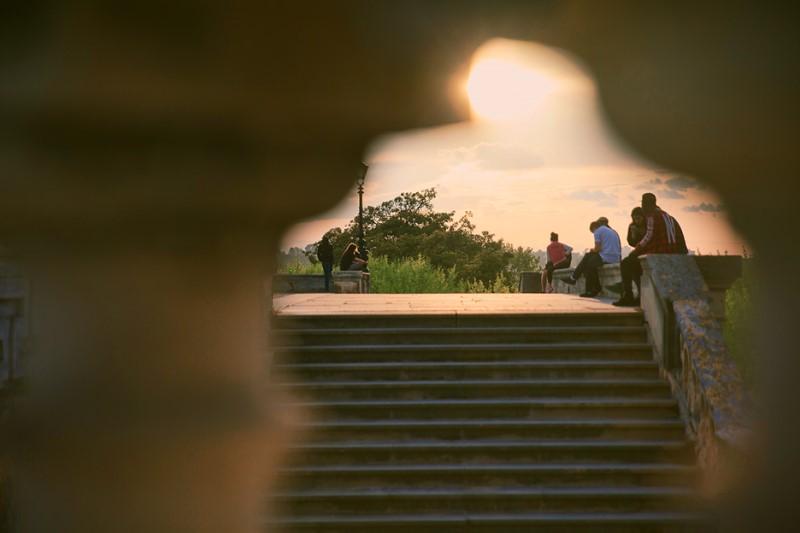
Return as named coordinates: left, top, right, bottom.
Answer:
left=272, top=274, right=327, bottom=293
left=272, top=272, right=370, bottom=294
left=538, top=254, right=749, bottom=495
left=332, top=271, right=370, bottom=294
left=551, top=263, right=624, bottom=299
left=639, top=255, right=750, bottom=496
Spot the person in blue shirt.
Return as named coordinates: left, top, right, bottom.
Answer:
left=564, top=217, right=622, bottom=297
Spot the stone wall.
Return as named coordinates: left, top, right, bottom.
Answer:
left=640, top=255, right=750, bottom=496
left=272, top=274, right=327, bottom=294
left=331, top=271, right=370, bottom=294
left=551, top=264, right=624, bottom=299
left=272, top=272, right=371, bottom=294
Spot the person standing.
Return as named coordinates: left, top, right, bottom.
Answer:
left=541, top=232, right=573, bottom=293
left=613, top=193, right=687, bottom=306
left=317, top=235, right=335, bottom=292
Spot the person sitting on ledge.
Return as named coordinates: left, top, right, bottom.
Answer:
left=613, top=193, right=687, bottom=306
left=611, top=207, right=647, bottom=306
left=541, top=232, right=573, bottom=293
left=339, top=242, right=368, bottom=272
left=564, top=218, right=621, bottom=298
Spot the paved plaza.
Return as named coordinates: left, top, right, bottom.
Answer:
left=272, top=293, right=641, bottom=316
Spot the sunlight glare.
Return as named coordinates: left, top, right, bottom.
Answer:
left=466, top=58, right=553, bottom=121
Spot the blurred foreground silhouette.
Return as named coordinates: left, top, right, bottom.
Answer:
left=0, top=1, right=798, bottom=531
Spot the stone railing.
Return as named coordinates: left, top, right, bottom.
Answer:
left=272, top=272, right=370, bottom=294
left=551, top=263, right=624, bottom=299
left=640, top=255, right=749, bottom=496
left=542, top=254, right=750, bottom=494
left=331, top=271, right=370, bottom=294
left=272, top=274, right=327, bottom=293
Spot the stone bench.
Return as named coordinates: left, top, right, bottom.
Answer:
left=552, top=264, right=623, bottom=299
left=332, top=271, right=370, bottom=294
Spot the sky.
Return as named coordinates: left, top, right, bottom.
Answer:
left=281, top=39, right=745, bottom=256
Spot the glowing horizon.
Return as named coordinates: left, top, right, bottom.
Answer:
left=280, top=39, right=746, bottom=256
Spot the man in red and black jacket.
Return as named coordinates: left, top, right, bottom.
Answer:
left=613, top=192, right=688, bottom=306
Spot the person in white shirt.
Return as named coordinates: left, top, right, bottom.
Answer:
left=564, top=218, right=621, bottom=297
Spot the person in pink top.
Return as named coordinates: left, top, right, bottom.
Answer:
left=541, top=232, right=573, bottom=293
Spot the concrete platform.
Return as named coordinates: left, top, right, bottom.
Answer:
left=272, top=293, right=641, bottom=316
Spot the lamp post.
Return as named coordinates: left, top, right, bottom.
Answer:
left=357, top=162, right=369, bottom=261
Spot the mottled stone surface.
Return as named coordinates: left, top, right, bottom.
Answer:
left=643, top=255, right=710, bottom=302
left=642, top=255, right=751, bottom=496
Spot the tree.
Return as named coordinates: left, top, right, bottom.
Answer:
left=316, top=187, right=528, bottom=289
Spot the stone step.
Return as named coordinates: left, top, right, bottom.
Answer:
left=280, top=378, right=673, bottom=401
left=279, top=463, right=699, bottom=490
left=293, top=439, right=694, bottom=466
left=271, top=312, right=644, bottom=331
left=266, top=510, right=714, bottom=532
left=274, top=343, right=654, bottom=363
left=277, top=360, right=660, bottom=381
left=298, top=418, right=686, bottom=442
left=293, top=397, right=681, bottom=420
left=276, top=486, right=699, bottom=515
left=273, top=326, right=648, bottom=347
left=270, top=308, right=703, bottom=532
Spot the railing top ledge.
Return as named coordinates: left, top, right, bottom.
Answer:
left=642, top=255, right=711, bottom=302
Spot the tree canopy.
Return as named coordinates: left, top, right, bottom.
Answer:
left=315, top=188, right=539, bottom=290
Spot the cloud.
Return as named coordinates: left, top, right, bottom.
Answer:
left=568, top=189, right=617, bottom=207
left=665, top=175, right=703, bottom=191
left=683, top=202, right=724, bottom=213
left=438, top=142, right=543, bottom=171
left=658, top=189, right=685, bottom=199
left=635, top=177, right=663, bottom=190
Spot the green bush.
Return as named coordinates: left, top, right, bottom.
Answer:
left=724, top=259, right=759, bottom=387
left=369, top=256, right=465, bottom=293
left=276, top=262, right=323, bottom=274
left=367, top=256, right=521, bottom=294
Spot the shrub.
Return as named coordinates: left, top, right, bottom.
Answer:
left=369, top=256, right=464, bottom=293
left=724, top=259, right=759, bottom=387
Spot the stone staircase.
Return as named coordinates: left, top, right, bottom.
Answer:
left=268, top=311, right=712, bottom=532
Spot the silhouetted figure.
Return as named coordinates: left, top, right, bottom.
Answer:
left=541, top=232, right=573, bottom=293
left=564, top=218, right=621, bottom=297
left=339, top=242, right=368, bottom=272
left=317, top=235, right=335, bottom=291
left=611, top=207, right=647, bottom=306
left=614, top=193, right=687, bottom=306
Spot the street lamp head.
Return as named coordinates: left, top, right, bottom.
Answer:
left=357, top=162, right=369, bottom=186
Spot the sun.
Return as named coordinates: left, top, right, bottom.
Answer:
left=466, top=57, right=554, bottom=121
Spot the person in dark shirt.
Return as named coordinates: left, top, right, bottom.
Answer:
left=339, top=242, right=367, bottom=272
left=612, top=207, right=647, bottom=306
left=613, top=194, right=687, bottom=306
left=316, top=235, right=335, bottom=291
